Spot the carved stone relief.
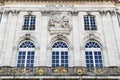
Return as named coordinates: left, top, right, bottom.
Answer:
left=48, top=11, right=72, bottom=34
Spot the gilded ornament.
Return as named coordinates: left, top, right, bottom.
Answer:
left=116, top=68, right=120, bottom=73
left=76, top=68, right=84, bottom=75
left=54, top=66, right=67, bottom=74
left=0, top=69, right=3, bottom=73
left=96, top=68, right=102, bottom=74
left=38, top=68, right=45, bottom=75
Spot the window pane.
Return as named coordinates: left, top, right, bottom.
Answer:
left=23, top=16, right=36, bottom=30
left=84, top=15, right=97, bottom=30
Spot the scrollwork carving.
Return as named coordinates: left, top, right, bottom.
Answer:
left=53, top=66, right=68, bottom=74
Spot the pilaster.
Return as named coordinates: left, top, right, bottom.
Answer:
left=10, top=11, right=20, bottom=66
left=34, top=11, right=42, bottom=66
left=71, top=11, right=80, bottom=66
left=98, top=11, right=109, bottom=67
left=78, top=11, right=86, bottom=67
left=39, top=11, right=48, bottom=66
left=1, top=11, right=13, bottom=66
left=100, top=10, right=118, bottom=66
left=0, top=11, right=8, bottom=66
left=3, top=10, right=19, bottom=66
left=110, top=10, right=120, bottom=66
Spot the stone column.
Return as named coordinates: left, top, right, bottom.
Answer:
left=0, top=11, right=8, bottom=66
left=10, top=11, right=21, bottom=67
left=39, top=11, right=48, bottom=66
left=110, top=11, right=120, bottom=66
left=71, top=11, right=80, bottom=66
left=33, top=11, right=41, bottom=67
left=106, top=11, right=119, bottom=66
left=101, top=11, right=118, bottom=66
left=77, top=12, right=86, bottom=66
left=1, top=11, right=13, bottom=66
left=99, top=11, right=109, bottom=67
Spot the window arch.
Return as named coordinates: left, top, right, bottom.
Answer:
left=17, top=40, right=35, bottom=68
left=85, top=41, right=103, bottom=67
left=52, top=41, right=68, bottom=67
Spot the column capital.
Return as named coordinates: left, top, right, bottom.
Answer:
left=3, top=10, right=20, bottom=16
left=99, top=10, right=107, bottom=16
left=41, top=11, right=49, bottom=16
left=70, top=11, right=78, bottom=16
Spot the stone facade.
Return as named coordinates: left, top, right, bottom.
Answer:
left=0, top=0, right=120, bottom=80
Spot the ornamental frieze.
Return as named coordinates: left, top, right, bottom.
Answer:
left=37, top=68, right=45, bottom=75
left=0, top=67, right=120, bottom=76
left=53, top=66, right=68, bottom=75
left=48, top=11, right=72, bottom=34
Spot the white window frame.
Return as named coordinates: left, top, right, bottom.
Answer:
left=22, top=15, right=36, bottom=30
left=85, top=41, right=103, bottom=67
left=52, top=41, right=68, bottom=67
left=17, top=41, right=35, bottom=68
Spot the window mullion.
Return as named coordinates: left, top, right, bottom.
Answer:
left=24, top=51, right=27, bottom=67
left=28, top=16, right=31, bottom=30
left=89, top=16, right=91, bottom=30
left=92, top=48, right=96, bottom=67
left=59, top=50, right=61, bottom=66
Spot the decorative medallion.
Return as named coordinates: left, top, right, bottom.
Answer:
left=0, top=68, right=3, bottom=73
left=53, top=66, right=67, bottom=74
left=76, top=68, right=84, bottom=75
left=37, top=68, right=45, bottom=75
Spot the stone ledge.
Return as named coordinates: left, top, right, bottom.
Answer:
left=2, top=0, right=120, bottom=3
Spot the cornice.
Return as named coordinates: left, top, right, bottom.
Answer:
left=1, top=0, right=120, bottom=2
left=0, top=0, right=120, bottom=6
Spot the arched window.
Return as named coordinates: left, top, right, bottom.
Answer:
left=17, top=40, right=35, bottom=68
left=85, top=41, right=103, bottom=67
left=52, top=41, right=68, bottom=67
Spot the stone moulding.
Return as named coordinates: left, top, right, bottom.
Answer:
left=0, top=0, right=120, bottom=3
left=48, top=28, right=72, bottom=34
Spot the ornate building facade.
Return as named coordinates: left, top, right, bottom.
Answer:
left=0, top=0, right=120, bottom=80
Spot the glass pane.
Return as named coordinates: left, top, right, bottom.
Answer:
left=94, top=51, right=103, bottom=68
left=61, top=51, right=68, bottom=67
left=85, top=41, right=100, bottom=48
left=17, top=51, right=26, bottom=67
left=20, top=41, right=35, bottom=48
left=52, top=41, right=68, bottom=48
left=26, top=51, right=34, bottom=68
left=85, top=51, right=94, bottom=67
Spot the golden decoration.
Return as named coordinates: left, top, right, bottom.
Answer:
left=0, top=69, right=3, bottom=73
left=96, top=68, right=102, bottom=74
left=54, top=66, right=67, bottom=74
left=76, top=68, right=84, bottom=75
left=116, top=68, right=120, bottom=73
left=38, top=68, right=45, bottom=75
